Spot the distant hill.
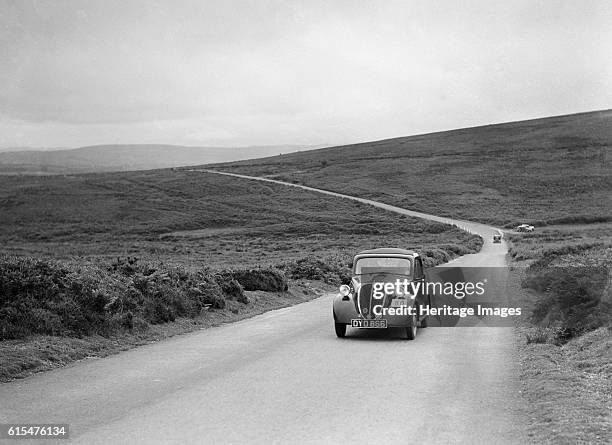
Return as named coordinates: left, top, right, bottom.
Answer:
left=207, top=110, right=612, bottom=225
left=0, top=144, right=320, bottom=174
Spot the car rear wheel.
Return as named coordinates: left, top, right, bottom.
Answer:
left=420, top=297, right=430, bottom=328
left=335, top=322, right=347, bottom=338
left=420, top=315, right=428, bottom=328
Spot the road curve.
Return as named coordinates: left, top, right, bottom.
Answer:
left=0, top=171, right=526, bottom=444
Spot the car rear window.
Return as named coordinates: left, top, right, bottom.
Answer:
left=354, top=257, right=412, bottom=276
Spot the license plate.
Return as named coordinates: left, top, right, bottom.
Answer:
left=351, top=319, right=388, bottom=328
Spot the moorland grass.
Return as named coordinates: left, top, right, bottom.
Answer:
left=0, top=169, right=482, bottom=268
left=208, top=110, right=611, bottom=226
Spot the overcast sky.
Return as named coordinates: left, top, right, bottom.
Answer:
left=1, top=0, right=611, bottom=149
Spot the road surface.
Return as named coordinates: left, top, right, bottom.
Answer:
left=0, top=171, right=526, bottom=444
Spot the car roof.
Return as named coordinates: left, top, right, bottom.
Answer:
left=355, top=248, right=417, bottom=257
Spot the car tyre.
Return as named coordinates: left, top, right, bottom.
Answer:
left=335, top=322, right=347, bottom=338
left=420, top=296, right=431, bottom=328
left=420, top=316, right=428, bottom=328
left=406, top=314, right=417, bottom=340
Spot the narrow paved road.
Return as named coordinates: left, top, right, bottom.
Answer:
left=0, top=171, right=526, bottom=444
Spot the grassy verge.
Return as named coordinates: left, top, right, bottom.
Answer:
left=0, top=253, right=339, bottom=382
left=518, top=327, right=611, bottom=444
left=0, top=278, right=333, bottom=382
left=506, top=224, right=612, bottom=443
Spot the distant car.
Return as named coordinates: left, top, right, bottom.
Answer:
left=516, top=224, right=535, bottom=232
left=493, top=234, right=502, bottom=243
left=333, top=248, right=430, bottom=340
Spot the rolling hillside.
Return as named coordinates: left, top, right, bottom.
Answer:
left=207, top=110, right=612, bottom=225
left=0, top=169, right=480, bottom=268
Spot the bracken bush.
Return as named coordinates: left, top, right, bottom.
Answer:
left=0, top=256, right=284, bottom=340
left=523, top=256, right=611, bottom=342
left=216, top=276, right=247, bottom=303
left=221, top=268, right=288, bottom=292
left=281, top=257, right=352, bottom=285
left=420, top=240, right=483, bottom=268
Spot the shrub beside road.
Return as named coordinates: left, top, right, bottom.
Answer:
left=507, top=224, right=611, bottom=444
